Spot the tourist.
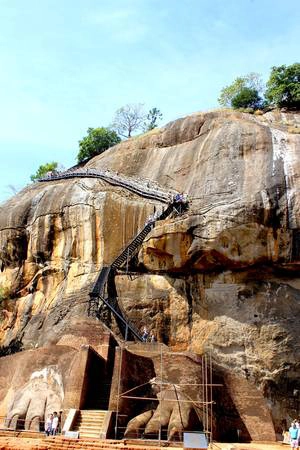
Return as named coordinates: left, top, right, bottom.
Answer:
left=153, top=211, right=159, bottom=221
left=145, top=215, right=154, bottom=226
left=51, top=411, right=59, bottom=435
left=149, top=331, right=156, bottom=343
left=289, top=421, right=299, bottom=449
left=182, top=193, right=189, bottom=204
left=44, top=413, right=53, bottom=436
left=174, top=193, right=181, bottom=202
left=141, top=326, right=149, bottom=342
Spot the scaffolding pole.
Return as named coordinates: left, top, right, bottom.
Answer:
left=114, top=340, right=216, bottom=445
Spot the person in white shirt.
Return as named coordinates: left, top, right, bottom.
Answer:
left=44, top=413, right=53, bottom=436
left=51, top=411, right=59, bottom=435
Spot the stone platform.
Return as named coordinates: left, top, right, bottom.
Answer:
left=0, top=431, right=286, bottom=450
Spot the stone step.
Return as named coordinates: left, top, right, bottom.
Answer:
left=44, top=439, right=168, bottom=450
left=46, top=445, right=120, bottom=450
left=76, top=418, right=105, bottom=424
left=71, top=409, right=108, bottom=440
left=78, top=432, right=100, bottom=438
left=75, top=425, right=104, bottom=432
left=74, top=428, right=104, bottom=434
left=79, top=415, right=105, bottom=418
left=0, top=429, right=43, bottom=439
left=75, top=418, right=104, bottom=423
left=80, top=410, right=106, bottom=413
left=77, top=416, right=104, bottom=419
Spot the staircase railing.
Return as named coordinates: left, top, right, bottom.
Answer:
left=38, top=168, right=177, bottom=204
left=38, top=166, right=190, bottom=340
left=89, top=200, right=188, bottom=341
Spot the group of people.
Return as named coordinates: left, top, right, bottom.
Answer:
left=141, top=326, right=156, bottom=343
left=144, top=192, right=189, bottom=226
left=44, top=411, right=61, bottom=436
left=285, top=420, right=300, bottom=448
left=173, top=192, right=189, bottom=203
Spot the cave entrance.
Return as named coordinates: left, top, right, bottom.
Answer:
left=81, top=346, right=115, bottom=410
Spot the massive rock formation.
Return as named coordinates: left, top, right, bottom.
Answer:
left=0, top=109, right=300, bottom=441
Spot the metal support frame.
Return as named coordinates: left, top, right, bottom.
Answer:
left=114, top=343, right=216, bottom=444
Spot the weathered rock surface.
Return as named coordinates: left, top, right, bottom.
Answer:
left=1, top=109, right=300, bottom=439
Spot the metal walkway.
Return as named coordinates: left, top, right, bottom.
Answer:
left=38, top=167, right=188, bottom=341
left=38, top=168, right=177, bottom=204
left=89, top=201, right=186, bottom=341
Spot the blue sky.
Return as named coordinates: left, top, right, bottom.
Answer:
left=0, top=0, right=299, bottom=202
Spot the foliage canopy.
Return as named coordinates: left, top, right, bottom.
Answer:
left=231, top=87, right=263, bottom=110
left=218, top=73, right=263, bottom=108
left=30, top=162, right=58, bottom=181
left=144, top=107, right=163, bottom=131
left=77, top=127, right=121, bottom=163
left=265, top=63, right=300, bottom=108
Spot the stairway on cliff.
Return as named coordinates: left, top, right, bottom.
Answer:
left=71, top=410, right=108, bottom=439
left=89, top=200, right=187, bottom=341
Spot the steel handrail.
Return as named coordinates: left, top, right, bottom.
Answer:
left=89, top=201, right=187, bottom=341
left=37, top=169, right=178, bottom=204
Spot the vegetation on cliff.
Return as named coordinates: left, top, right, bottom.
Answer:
left=77, top=127, right=121, bottom=163
left=219, top=63, right=300, bottom=110
left=265, top=63, right=300, bottom=108
left=111, top=104, right=163, bottom=138
left=30, top=162, right=59, bottom=181
left=218, top=72, right=263, bottom=108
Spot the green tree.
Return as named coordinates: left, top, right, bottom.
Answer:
left=144, top=107, right=163, bottom=131
left=30, top=162, right=59, bottom=181
left=218, top=72, right=263, bottom=107
left=265, top=63, right=300, bottom=108
left=112, top=104, right=146, bottom=138
left=77, top=127, right=121, bottom=163
left=231, top=87, right=263, bottom=109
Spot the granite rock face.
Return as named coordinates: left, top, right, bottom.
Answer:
left=0, top=109, right=300, bottom=437
left=0, top=180, right=156, bottom=347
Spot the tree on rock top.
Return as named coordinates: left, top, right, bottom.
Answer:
left=112, top=103, right=146, bottom=138
left=218, top=72, right=264, bottom=109
left=265, top=63, right=300, bottom=108
left=143, top=107, right=163, bottom=132
left=231, top=87, right=263, bottom=109
left=30, top=162, right=59, bottom=181
left=77, top=127, right=121, bottom=163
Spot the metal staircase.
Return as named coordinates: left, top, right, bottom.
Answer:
left=89, top=201, right=186, bottom=341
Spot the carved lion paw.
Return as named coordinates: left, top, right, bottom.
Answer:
left=124, top=378, right=200, bottom=441
left=5, top=366, right=63, bottom=431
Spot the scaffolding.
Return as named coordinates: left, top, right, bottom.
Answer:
left=113, top=327, right=219, bottom=446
